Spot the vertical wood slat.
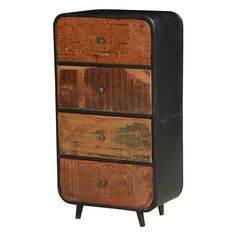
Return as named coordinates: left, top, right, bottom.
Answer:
left=57, top=66, right=152, bottom=114
left=60, top=158, right=153, bottom=208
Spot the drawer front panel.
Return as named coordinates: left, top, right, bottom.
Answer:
left=57, top=66, right=152, bottom=114
left=55, top=17, right=151, bottom=65
left=60, top=158, right=153, bottom=208
left=58, top=113, right=152, bottom=163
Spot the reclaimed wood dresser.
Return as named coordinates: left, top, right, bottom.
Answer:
left=53, top=10, right=183, bottom=227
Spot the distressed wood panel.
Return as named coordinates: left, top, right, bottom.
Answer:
left=57, top=66, right=152, bottom=114
left=55, top=17, right=151, bottom=65
left=60, top=158, right=153, bottom=208
left=58, top=113, right=152, bottom=163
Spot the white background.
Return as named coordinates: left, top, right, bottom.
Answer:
left=0, top=0, right=235, bottom=235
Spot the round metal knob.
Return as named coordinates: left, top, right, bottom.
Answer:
left=99, top=180, right=107, bottom=187
left=98, top=87, right=105, bottom=94
left=98, top=134, right=105, bottom=141
left=97, top=37, right=105, bottom=44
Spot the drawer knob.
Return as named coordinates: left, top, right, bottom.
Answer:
left=97, top=36, right=105, bottom=44
left=99, top=180, right=107, bottom=187
left=98, top=134, right=105, bottom=141
left=98, top=87, right=105, bottom=94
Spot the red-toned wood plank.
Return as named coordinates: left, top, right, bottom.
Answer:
left=60, top=158, right=153, bottom=208
left=55, top=17, right=151, bottom=65
left=57, top=66, right=152, bottom=114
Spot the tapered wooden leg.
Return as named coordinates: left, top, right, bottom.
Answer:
left=158, top=205, right=164, bottom=216
left=136, top=211, right=145, bottom=227
left=75, top=205, right=83, bottom=219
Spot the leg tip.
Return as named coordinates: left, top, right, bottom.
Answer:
left=75, top=205, right=83, bottom=219
left=158, top=205, right=164, bottom=216
left=136, top=211, right=145, bottom=227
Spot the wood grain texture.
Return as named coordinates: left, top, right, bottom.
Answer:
left=55, top=17, right=151, bottom=65
left=57, top=66, right=152, bottom=114
left=60, top=158, right=153, bottom=208
left=58, top=113, right=152, bottom=163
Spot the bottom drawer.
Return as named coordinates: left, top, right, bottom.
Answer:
left=59, top=158, right=153, bottom=209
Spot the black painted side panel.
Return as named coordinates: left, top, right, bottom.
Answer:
left=152, top=12, right=183, bottom=205
left=157, top=116, right=183, bottom=205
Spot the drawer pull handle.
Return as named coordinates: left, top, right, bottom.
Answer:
left=97, top=36, right=105, bottom=44
left=99, top=180, right=107, bottom=188
left=98, top=134, right=105, bottom=141
left=98, top=87, right=105, bottom=94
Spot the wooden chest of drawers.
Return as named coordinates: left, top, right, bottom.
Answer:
left=54, top=10, right=183, bottom=227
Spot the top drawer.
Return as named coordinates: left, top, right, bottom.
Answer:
left=55, top=17, right=151, bottom=65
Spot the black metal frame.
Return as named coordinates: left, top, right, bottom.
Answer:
left=61, top=155, right=153, bottom=167
left=57, top=61, right=151, bottom=70
left=53, top=9, right=183, bottom=225
left=58, top=108, right=152, bottom=119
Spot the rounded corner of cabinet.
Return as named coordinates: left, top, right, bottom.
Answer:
left=53, top=13, right=66, bottom=30
left=169, top=11, right=183, bottom=26
left=57, top=159, right=68, bottom=204
left=57, top=176, right=70, bottom=204
left=177, top=179, right=184, bottom=198
left=142, top=197, right=158, bottom=212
